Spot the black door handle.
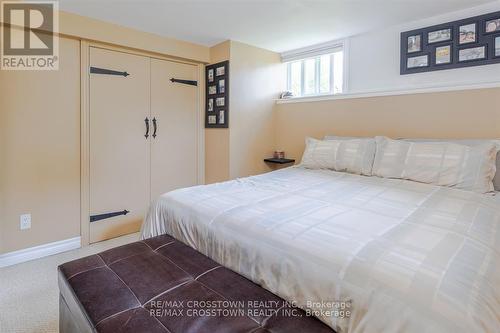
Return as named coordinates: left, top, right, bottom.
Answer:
left=152, top=117, right=157, bottom=138
left=144, top=117, right=149, bottom=138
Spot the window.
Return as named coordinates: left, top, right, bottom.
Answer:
left=282, top=40, right=345, bottom=98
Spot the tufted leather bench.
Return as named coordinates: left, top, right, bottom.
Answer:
left=58, top=234, right=335, bottom=333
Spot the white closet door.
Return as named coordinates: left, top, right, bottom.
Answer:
left=150, top=59, right=198, bottom=199
left=89, top=47, right=150, bottom=243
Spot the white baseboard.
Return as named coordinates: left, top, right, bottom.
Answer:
left=0, top=236, right=81, bottom=268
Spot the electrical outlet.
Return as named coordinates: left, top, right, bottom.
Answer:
left=20, top=214, right=31, bottom=230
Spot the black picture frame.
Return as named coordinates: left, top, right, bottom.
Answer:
left=435, top=45, right=453, bottom=65
left=407, top=34, right=422, bottom=53
left=458, top=45, right=487, bottom=63
left=427, top=28, right=453, bottom=44
left=458, top=22, right=477, bottom=45
left=205, top=60, right=229, bottom=128
left=485, top=17, right=500, bottom=34
left=495, top=36, right=500, bottom=58
left=407, top=54, right=430, bottom=69
left=401, top=10, right=500, bottom=75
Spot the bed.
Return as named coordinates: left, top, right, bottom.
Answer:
left=141, top=166, right=500, bottom=333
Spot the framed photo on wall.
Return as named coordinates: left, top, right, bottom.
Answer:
left=435, top=45, right=451, bottom=65
left=458, top=45, right=486, bottom=62
left=401, top=10, right=500, bottom=74
left=218, top=110, right=225, bottom=124
left=218, top=79, right=225, bottom=93
left=205, top=60, right=229, bottom=128
left=216, top=66, right=225, bottom=76
left=428, top=28, right=452, bottom=44
left=485, top=18, right=500, bottom=33
left=407, top=34, right=422, bottom=53
left=407, top=54, right=429, bottom=68
left=216, top=97, right=225, bottom=107
left=459, top=23, right=476, bottom=44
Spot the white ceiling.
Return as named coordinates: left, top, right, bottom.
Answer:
left=59, top=0, right=495, bottom=52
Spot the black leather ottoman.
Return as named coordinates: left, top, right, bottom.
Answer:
left=58, top=234, right=335, bottom=333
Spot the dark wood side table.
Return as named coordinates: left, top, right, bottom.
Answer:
left=264, top=158, right=296, bottom=165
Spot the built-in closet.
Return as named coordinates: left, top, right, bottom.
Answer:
left=89, top=47, right=199, bottom=242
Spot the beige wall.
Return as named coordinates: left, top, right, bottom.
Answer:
left=205, top=41, right=231, bottom=184
left=205, top=41, right=283, bottom=183
left=275, top=88, right=500, bottom=161
left=229, top=41, right=282, bottom=178
left=0, top=35, right=81, bottom=254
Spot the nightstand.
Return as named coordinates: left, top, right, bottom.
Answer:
left=264, top=158, right=295, bottom=165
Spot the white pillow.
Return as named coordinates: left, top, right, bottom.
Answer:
left=300, top=137, right=376, bottom=175
left=373, top=136, right=497, bottom=193
left=402, top=138, right=500, bottom=191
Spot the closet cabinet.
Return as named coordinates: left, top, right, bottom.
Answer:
left=89, top=47, right=198, bottom=243
left=150, top=59, right=198, bottom=199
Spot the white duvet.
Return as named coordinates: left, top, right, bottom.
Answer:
left=141, top=167, right=500, bottom=333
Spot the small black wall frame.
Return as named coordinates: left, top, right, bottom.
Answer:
left=401, top=10, right=500, bottom=75
left=205, top=60, right=229, bottom=128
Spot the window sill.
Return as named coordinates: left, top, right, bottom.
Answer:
left=275, top=93, right=346, bottom=104
left=275, top=81, right=500, bottom=104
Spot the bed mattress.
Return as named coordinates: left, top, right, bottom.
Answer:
left=141, top=167, right=500, bottom=333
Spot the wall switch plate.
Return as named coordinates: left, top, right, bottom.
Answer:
left=20, top=214, right=31, bottom=230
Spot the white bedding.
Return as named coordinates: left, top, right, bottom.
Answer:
left=141, top=167, right=500, bottom=333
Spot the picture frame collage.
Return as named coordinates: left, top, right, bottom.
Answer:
left=401, top=10, right=500, bottom=74
left=205, top=60, right=229, bottom=128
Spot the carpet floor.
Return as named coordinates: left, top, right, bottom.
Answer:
left=0, top=233, right=139, bottom=333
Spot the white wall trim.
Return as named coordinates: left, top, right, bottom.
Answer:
left=276, top=80, right=500, bottom=104
left=0, top=237, right=81, bottom=268
left=281, top=39, right=345, bottom=62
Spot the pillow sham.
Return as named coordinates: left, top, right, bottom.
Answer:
left=300, top=137, right=376, bottom=175
left=402, top=138, right=500, bottom=191
left=373, top=136, right=497, bottom=193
